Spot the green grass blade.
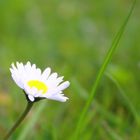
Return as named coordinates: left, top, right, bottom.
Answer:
left=105, top=72, right=140, bottom=125
left=17, top=101, right=47, bottom=140
left=71, top=78, right=123, bottom=136
left=102, top=121, right=123, bottom=140
left=72, top=0, right=136, bottom=139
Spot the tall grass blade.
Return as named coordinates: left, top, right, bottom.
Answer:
left=72, top=0, right=136, bottom=139
left=105, top=72, right=140, bottom=125
left=71, top=78, right=123, bottom=136
left=102, top=121, right=123, bottom=140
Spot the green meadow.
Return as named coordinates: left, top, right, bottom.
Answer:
left=0, top=0, right=140, bottom=139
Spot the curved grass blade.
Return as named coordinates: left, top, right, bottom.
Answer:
left=71, top=78, right=123, bottom=136
left=102, top=121, right=123, bottom=140
left=105, top=72, right=140, bottom=125
left=71, top=0, right=137, bottom=139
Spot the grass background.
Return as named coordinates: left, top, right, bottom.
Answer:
left=0, top=0, right=140, bottom=139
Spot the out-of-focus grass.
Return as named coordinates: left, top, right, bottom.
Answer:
left=0, top=0, right=140, bottom=140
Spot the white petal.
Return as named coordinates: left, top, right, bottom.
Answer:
left=30, top=87, right=42, bottom=97
left=31, top=64, right=36, bottom=70
left=55, top=76, right=64, bottom=86
left=11, top=63, right=18, bottom=72
left=10, top=65, right=24, bottom=89
left=56, top=81, right=70, bottom=91
left=47, top=94, right=69, bottom=102
left=37, top=68, right=41, bottom=75
left=41, top=67, right=51, bottom=79
left=31, top=87, right=38, bottom=95
left=17, top=63, right=25, bottom=73
left=24, top=84, right=32, bottom=94
left=11, top=74, right=24, bottom=89
left=10, top=68, right=15, bottom=75
left=25, top=61, right=32, bottom=72
left=28, top=95, right=35, bottom=102
left=57, top=76, right=64, bottom=82
left=34, top=90, right=42, bottom=97
left=47, top=72, right=58, bottom=81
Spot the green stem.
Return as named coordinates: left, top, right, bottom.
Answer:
left=4, top=101, right=34, bottom=140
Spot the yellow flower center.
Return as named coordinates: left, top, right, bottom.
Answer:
left=28, top=80, right=48, bottom=94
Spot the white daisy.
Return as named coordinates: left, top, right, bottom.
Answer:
left=10, top=61, right=70, bottom=102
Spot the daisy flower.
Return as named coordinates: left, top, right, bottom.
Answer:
left=10, top=61, right=70, bottom=102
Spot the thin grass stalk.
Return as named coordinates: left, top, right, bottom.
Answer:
left=105, top=73, right=140, bottom=125
left=72, top=0, right=136, bottom=139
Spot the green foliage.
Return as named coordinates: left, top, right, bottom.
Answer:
left=0, top=0, right=139, bottom=140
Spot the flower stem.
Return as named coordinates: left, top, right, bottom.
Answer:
left=4, top=101, right=34, bottom=140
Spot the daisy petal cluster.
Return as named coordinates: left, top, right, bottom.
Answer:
left=10, top=62, right=70, bottom=102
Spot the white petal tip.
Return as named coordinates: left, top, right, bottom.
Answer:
left=59, top=97, right=69, bottom=102
left=28, top=95, right=35, bottom=102
left=9, top=68, right=13, bottom=72
left=66, top=81, right=70, bottom=86
left=62, top=97, right=69, bottom=102
left=47, top=94, right=69, bottom=102
left=57, top=81, right=70, bottom=91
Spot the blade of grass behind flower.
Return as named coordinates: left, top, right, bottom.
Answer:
left=105, top=72, right=140, bottom=125
left=17, top=101, right=47, bottom=140
left=102, top=121, right=123, bottom=140
left=71, top=78, right=123, bottom=137
left=71, top=0, right=136, bottom=139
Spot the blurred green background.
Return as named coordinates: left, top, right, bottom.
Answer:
left=0, top=0, right=140, bottom=139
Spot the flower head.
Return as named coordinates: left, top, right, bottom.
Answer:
left=10, top=61, right=70, bottom=102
